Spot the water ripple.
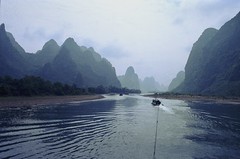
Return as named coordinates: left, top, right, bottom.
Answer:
left=1, top=96, right=240, bottom=158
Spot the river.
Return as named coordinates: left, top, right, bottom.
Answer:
left=0, top=95, right=240, bottom=159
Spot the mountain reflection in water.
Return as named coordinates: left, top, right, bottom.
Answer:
left=0, top=95, right=240, bottom=159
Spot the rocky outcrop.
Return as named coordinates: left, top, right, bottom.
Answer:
left=0, top=24, right=32, bottom=77
left=168, top=71, right=185, bottom=91
left=118, top=66, right=140, bottom=90
left=175, top=12, right=240, bottom=96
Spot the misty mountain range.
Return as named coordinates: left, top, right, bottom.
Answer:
left=2, top=10, right=240, bottom=96
left=171, top=12, right=240, bottom=96
left=0, top=23, right=121, bottom=88
left=118, top=66, right=167, bottom=92
left=0, top=23, right=165, bottom=92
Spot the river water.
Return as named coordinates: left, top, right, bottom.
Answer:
left=0, top=95, right=240, bottom=159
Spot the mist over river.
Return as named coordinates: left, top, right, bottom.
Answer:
left=0, top=95, right=240, bottom=159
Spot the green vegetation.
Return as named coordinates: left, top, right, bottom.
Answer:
left=0, top=76, right=86, bottom=96
left=0, top=76, right=141, bottom=97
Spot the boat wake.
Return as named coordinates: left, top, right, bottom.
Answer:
left=159, top=105, right=174, bottom=114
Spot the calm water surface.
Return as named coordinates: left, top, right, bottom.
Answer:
left=0, top=95, right=240, bottom=159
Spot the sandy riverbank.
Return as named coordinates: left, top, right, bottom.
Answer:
left=0, top=95, right=104, bottom=107
left=144, top=94, right=240, bottom=105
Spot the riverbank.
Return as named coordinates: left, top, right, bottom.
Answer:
left=0, top=95, right=104, bottom=107
left=144, top=93, right=240, bottom=105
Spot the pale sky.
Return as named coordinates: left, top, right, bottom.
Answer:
left=1, top=0, right=240, bottom=86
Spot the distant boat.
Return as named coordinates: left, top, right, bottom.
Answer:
left=152, top=99, right=161, bottom=106
left=119, top=93, right=123, bottom=96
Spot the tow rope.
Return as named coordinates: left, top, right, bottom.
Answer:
left=153, top=104, right=160, bottom=159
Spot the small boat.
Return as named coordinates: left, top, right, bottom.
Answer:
left=152, top=99, right=161, bottom=106
left=119, top=93, right=123, bottom=96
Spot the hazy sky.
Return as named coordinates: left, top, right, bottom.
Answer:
left=1, top=0, right=240, bottom=86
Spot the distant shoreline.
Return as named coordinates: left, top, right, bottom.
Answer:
left=0, top=95, right=104, bottom=107
left=144, top=93, right=240, bottom=105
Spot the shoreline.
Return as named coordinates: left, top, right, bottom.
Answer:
left=144, top=94, right=240, bottom=105
left=0, top=95, right=104, bottom=107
